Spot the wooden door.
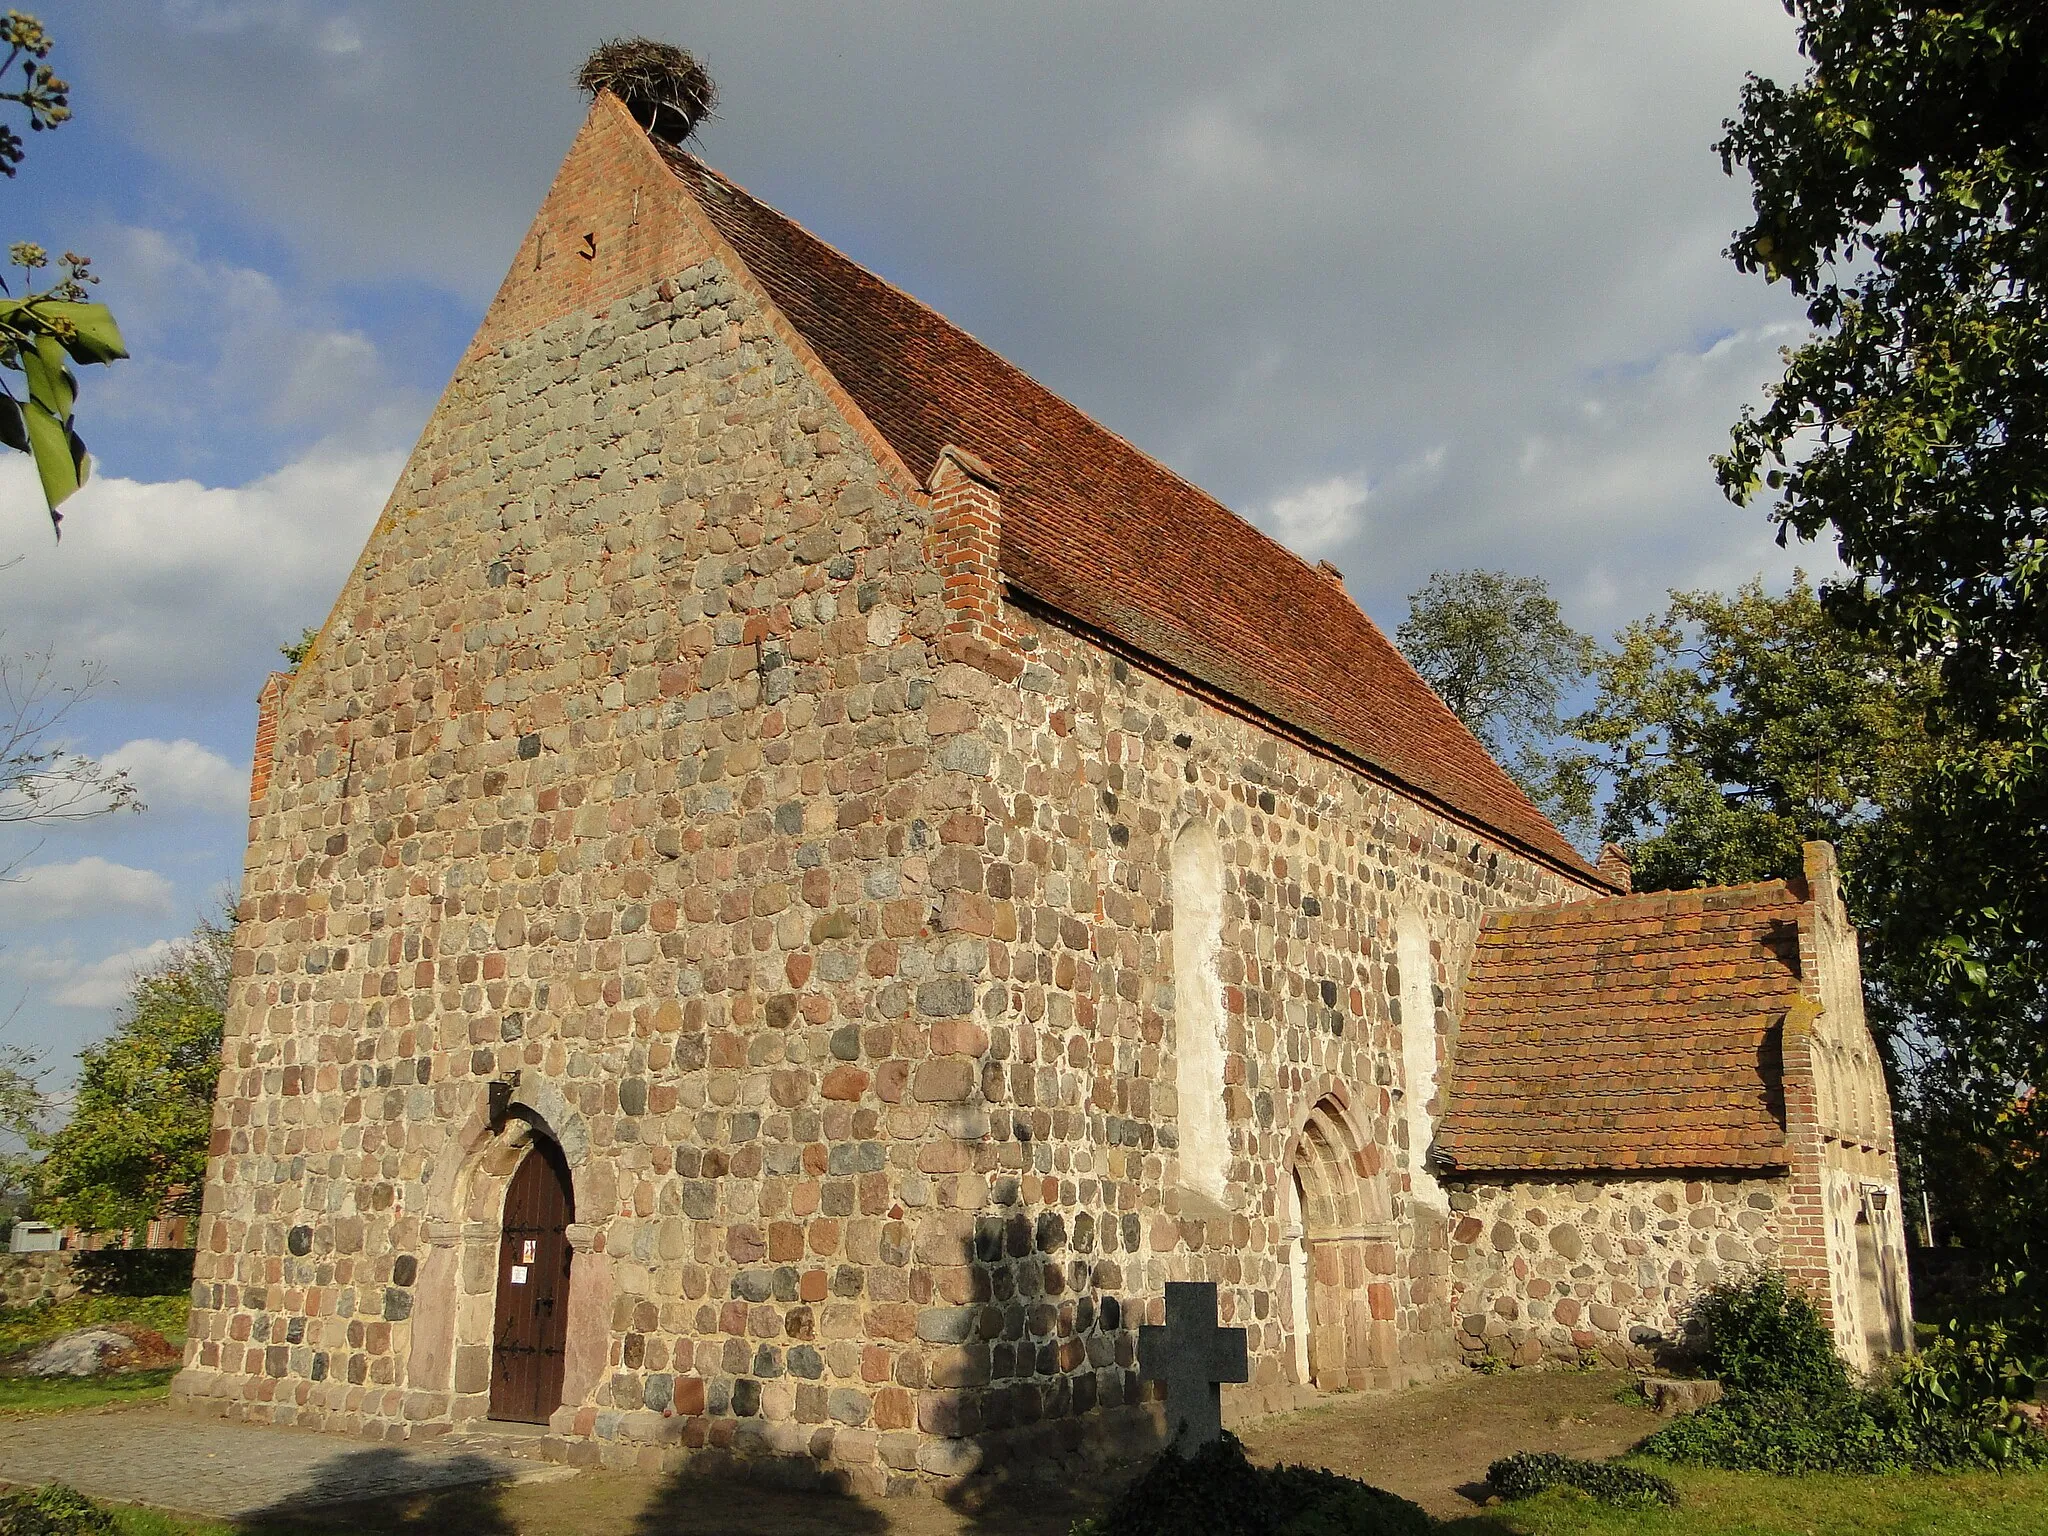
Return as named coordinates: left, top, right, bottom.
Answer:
left=489, top=1136, right=574, bottom=1424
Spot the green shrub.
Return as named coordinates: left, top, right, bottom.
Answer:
left=1639, top=1380, right=2047, bottom=1474
left=1640, top=1266, right=2048, bottom=1475
left=1680, top=1268, right=1845, bottom=1397
left=1070, top=1434, right=1429, bottom=1536
left=1485, top=1452, right=1677, bottom=1508
left=1641, top=1387, right=1916, bottom=1473
left=0, top=1485, right=118, bottom=1536
left=1897, top=1322, right=2047, bottom=1471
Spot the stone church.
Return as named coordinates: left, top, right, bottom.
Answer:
left=173, top=89, right=1913, bottom=1491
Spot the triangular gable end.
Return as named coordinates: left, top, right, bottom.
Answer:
left=469, top=92, right=918, bottom=498
left=264, top=91, right=920, bottom=725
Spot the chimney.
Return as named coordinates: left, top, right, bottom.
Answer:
left=1596, top=842, right=1632, bottom=893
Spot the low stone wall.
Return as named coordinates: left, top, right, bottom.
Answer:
left=0, top=1252, right=84, bottom=1308
left=0, top=1248, right=197, bottom=1310
left=1445, top=1174, right=1787, bottom=1366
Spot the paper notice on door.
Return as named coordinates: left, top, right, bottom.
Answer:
left=510, top=1265, right=529, bottom=1285
left=521, top=1239, right=538, bottom=1263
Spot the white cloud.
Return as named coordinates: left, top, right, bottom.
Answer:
left=1257, top=475, right=1368, bottom=559
left=0, top=858, right=177, bottom=923
left=86, top=224, right=413, bottom=466
left=0, top=443, right=399, bottom=698
left=51, top=940, right=177, bottom=1010
left=101, top=739, right=247, bottom=815
left=1, top=944, right=81, bottom=985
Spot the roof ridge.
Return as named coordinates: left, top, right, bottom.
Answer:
left=659, top=142, right=1603, bottom=884
left=669, top=152, right=1342, bottom=552
left=1491, top=876, right=1804, bottom=923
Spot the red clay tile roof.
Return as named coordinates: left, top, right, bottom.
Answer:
left=663, top=150, right=1596, bottom=880
left=1437, top=882, right=1806, bottom=1173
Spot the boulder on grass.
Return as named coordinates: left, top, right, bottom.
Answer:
left=19, top=1328, right=136, bottom=1378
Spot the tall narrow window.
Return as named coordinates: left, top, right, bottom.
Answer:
left=1395, top=916, right=1446, bottom=1210
left=1172, top=821, right=1229, bottom=1200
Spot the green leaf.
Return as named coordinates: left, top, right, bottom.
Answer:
left=36, top=300, right=127, bottom=365
left=0, top=388, right=25, bottom=454
left=22, top=394, right=82, bottom=509
left=20, top=330, right=75, bottom=418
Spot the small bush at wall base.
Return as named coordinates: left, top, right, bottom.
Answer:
left=1070, top=1434, right=1430, bottom=1536
left=1679, top=1268, right=1846, bottom=1397
left=1485, top=1452, right=1678, bottom=1508
left=0, top=1484, right=118, bottom=1536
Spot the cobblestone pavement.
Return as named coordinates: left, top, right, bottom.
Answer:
left=0, top=1405, right=573, bottom=1518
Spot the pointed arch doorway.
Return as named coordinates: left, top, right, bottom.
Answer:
left=489, top=1131, right=575, bottom=1424
left=1287, top=1096, right=1391, bottom=1391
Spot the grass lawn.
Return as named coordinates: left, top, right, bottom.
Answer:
left=1446, top=1463, right=2048, bottom=1536
left=0, top=1366, right=183, bottom=1418
left=0, top=1290, right=190, bottom=1416
left=1, top=1365, right=2039, bottom=1534
left=0, top=1291, right=190, bottom=1356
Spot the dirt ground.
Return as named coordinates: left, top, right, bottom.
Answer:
left=241, top=1368, right=1662, bottom=1534
left=1238, top=1368, right=1664, bottom=1520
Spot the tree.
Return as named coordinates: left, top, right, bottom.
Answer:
left=0, top=1009, right=42, bottom=1219
left=0, top=639, right=141, bottom=851
left=1395, top=569, right=1599, bottom=840
left=0, top=11, right=126, bottom=533
left=1715, top=2, right=2048, bottom=1147
left=34, top=914, right=230, bottom=1237
left=1575, top=575, right=1940, bottom=896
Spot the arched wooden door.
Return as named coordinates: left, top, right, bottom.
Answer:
left=489, top=1134, right=574, bottom=1424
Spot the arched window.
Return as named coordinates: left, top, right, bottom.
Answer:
left=1172, top=821, right=1229, bottom=1201
left=1395, top=915, right=1446, bottom=1210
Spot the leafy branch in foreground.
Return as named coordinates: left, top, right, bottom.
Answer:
left=1714, top=1, right=2048, bottom=1187
left=0, top=11, right=126, bottom=533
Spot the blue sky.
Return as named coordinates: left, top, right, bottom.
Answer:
left=1, top=1, right=1815, bottom=1091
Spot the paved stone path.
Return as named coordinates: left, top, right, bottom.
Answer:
left=0, top=1405, right=574, bottom=1518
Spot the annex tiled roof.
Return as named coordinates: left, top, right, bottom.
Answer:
left=662, top=149, right=1596, bottom=879
left=1437, top=882, right=1807, bottom=1173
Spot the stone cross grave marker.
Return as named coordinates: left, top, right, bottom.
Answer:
left=1138, top=1280, right=1249, bottom=1449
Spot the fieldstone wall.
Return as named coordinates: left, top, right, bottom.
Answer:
left=1445, top=1175, right=1787, bottom=1366
left=175, top=248, right=959, bottom=1487
left=970, top=603, right=1585, bottom=1432
left=0, top=1253, right=81, bottom=1307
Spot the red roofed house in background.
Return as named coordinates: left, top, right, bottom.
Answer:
left=175, top=88, right=1912, bottom=1487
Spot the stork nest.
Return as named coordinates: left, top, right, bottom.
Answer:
left=577, top=38, right=717, bottom=146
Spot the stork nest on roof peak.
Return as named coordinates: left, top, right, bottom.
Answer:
left=578, top=38, right=717, bottom=147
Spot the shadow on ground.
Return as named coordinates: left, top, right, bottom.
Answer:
left=236, top=1447, right=520, bottom=1535
left=208, top=1368, right=1656, bottom=1534
left=620, top=1459, right=1096, bottom=1535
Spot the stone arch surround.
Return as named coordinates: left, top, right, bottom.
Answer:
left=1281, top=1088, right=1399, bottom=1391
left=411, top=1082, right=612, bottom=1432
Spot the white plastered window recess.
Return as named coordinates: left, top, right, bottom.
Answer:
left=1171, top=820, right=1230, bottom=1204
left=1394, top=911, right=1447, bottom=1212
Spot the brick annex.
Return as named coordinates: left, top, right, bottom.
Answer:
left=173, top=92, right=1915, bottom=1491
